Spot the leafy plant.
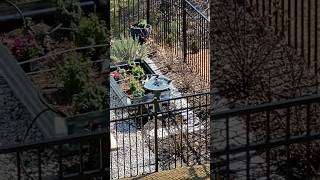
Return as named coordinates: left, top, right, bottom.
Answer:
left=129, top=78, right=145, bottom=97
left=10, top=31, right=43, bottom=61
left=74, top=14, right=108, bottom=57
left=111, top=36, right=149, bottom=63
left=72, top=83, right=108, bottom=114
left=132, top=65, right=145, bottom=78
left=57, top=53, right=90, bottom=99
left=56, top=0, right=82, bottom=26
left=137, top=19, right=148, bottom=28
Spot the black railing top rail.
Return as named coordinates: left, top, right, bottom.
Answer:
left=109, top=91, right=211, bottom=110
left=212, top=94, right=320, bottom=119
left=0, top=130, right=107, bottom=154
left=159, top=0, right=209, bottom=22
left=212, top=131, right=320, bottom=157
left=184, top=0, right=209, bottom=22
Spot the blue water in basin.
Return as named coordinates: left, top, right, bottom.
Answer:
left=144, top=75, right=171, bottom=92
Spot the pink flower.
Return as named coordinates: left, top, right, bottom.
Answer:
left=14, top=38, right=23, bottom=49
left=111, top=71, right=121, bottom=80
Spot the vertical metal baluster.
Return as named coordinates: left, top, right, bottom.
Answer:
left=288, top=0, right=291, bottom=45
left=17, top=152, right=21, bottom=180
left=198, top=95, right=202, bottom=164
left=306, top=104, right=311, bottom=180
left=266, top=111, right=270, bottom=179
left=79, top=141, right=83, bottom=174
left=246, top=114, right=250, bottom=180
left=99, top=136, right=107, bottom=178
left=58, top=145, right=63, bottom=179
left=129, top=108, right=132, bottom=177
left=315, top=0, right=318, bottom=93
left=148, top=103, right=151, bottom=173
left=167, top=99, right=171, bottom=170
left=294, top=0, right=298, bottom=49
left=122, top=108, right=125, bottom=177
left=308, top=0, right=311, bottom=67
left=301, top=0, right=304, bottom=57
left=141, top=104, right=145, bottom=174
left=179, top=99, right=183, bottom=167
left=146, top=0, right=150, bottom=25
left=182, top=0, right=187, bottom=63
left=226, top=117, right=230, bottom=180
left=286, top=107, right=291, bottom=180
left=127, top=0, right=130, bottom=35
left=154, top=98, right=159, bottom=172
left=268, top=0, right=271, bottom=26
left=116, top=113, right=119, bottom=179
left=275, top=0, right=278, bottom=33
left=136, top=106, right=139, bottom=176
left=38, top=148, right=42, bottom=180
left=186, top=96, right=189, bottom=166
left=262, top=0, right=265, bottom=17
left=205, top=94, right=208, bottom=162
left=281, top=0, right=284, bottom=34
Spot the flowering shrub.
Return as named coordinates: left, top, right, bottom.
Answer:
left=111, top=70, right=121, bottom=80
left=3, top=31, right=43, bottom=61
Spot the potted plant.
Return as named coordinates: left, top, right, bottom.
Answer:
left=129, top=19, right=152, bottom=44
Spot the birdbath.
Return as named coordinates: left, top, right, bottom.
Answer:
left=143, top=75, right=171, bottom=112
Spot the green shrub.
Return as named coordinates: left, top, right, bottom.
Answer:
left=74, top=14, right=108, bottom=57
left=137, top=19, right=148, bottom=28
left=8, top=31, right=43, bottom=61
left=111, top=36, right=149, bottom=64
left=132, top=65, right=145, bottom=78
left=56, top=0, right=82, bottom=26
left=72, top=84, right=108, bottom=114
left=129, top=78, right=145, bottom=97
left=57, top=53, right=90, bottom=99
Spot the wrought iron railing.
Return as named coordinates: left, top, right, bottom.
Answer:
left=247, top=0, right=319, bottom=77
left=110, top=92, right=210, bottom=179
left=0, top=92, right=210, bottom=179
left=111, top=0, right=210, bottom=84
left=211, top=95, right=320, bottom=179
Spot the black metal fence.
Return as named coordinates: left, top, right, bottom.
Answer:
left=110, top=92, right=210, bottom=179
left=247, top=0, right=319, bottom=78
left=0, top=127, right=110, bottom=180
left=111, top=0, right=210, bottom=84
left=0, top=93, right=210, bottom=179
left=211, top=95, right=320, bottom=179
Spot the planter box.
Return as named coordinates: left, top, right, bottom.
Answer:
left=0, top=1, right=108, bottom=138
left=110, top=59, right=158, bottom=106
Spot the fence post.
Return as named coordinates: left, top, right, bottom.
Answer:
left=147, top=0, right=151, bottom=25
left=182, top=0, right=187, bottom=63
left=153, top=97, right=159, bottom=172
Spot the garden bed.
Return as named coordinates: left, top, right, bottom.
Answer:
left=110, top=59, right=157, bottom=106
left=0, top=0, right=109, bottom=136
